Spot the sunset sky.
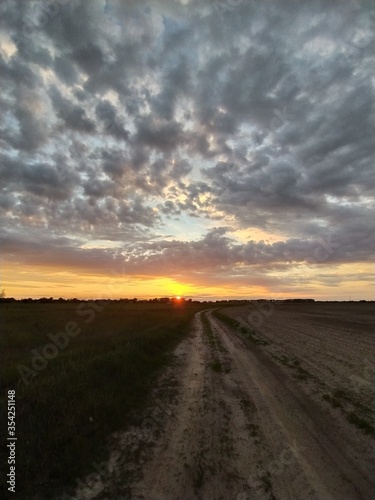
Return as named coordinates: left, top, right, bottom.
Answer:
left=1, top=0, right=374, bottom=300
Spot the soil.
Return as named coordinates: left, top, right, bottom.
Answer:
left=73, top=303, right=375, bottom=500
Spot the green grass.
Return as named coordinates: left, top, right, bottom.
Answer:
left=0, top=302, right=211, bottom=498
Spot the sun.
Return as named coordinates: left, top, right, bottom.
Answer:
left=176, top=295, right=181, bottom=300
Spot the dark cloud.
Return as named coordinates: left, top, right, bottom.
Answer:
left=0, top=154, right=78, bottom=200
left=49, top=86, right=95, bottom=133
left=95, top=100, right=129, bottom=140
left=151, top=56, right=192, bottom=120
left=134, top=118, right=186, bottom=152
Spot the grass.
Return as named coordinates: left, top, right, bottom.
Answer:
left=211, top=309, right=240, bottom=330
left=271, top=353, right=313, bottom=381
left=347, top=412, right=375, bottom=436
left=0, top=301, right=211, bottom=498
left=289, top=358, right=312, bottom=381
left=322, top=387, right=375, bottom=437
left=322, top=393, right=342, bottom=408
left=212, top=309, right=270, bottom=345
left=193, top=460, right=205, bottom=491
left=261, top=471, right=272, bottom=493
left=210, top=361, right=223, bottom=373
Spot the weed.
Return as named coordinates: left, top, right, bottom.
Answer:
left=272, top=353, right=313, bottom=381
left=210, top=361, right=223, bottom=373
left=322, top=388, right=374, bottom=437
left=246, top=423, right=259, bottom=437
left=212, top=309, right=271, bottom=345
left=322, top=393, right=342, bottom=408
left=347, top=413, right=375, bottom=436
left=193, top=460, right=205, bottom=491
left=261, top=471, right=272, bottom=493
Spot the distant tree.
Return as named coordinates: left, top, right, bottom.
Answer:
left=0, top=297, right=16, bottom=303
left=0, top=289, right=5, bottom=298
left=159, top=297, right=171, bottom=303
left=38, top=297, right=54, bottom=303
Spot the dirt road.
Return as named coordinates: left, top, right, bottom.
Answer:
left=74, top=308, right=375, bottom=500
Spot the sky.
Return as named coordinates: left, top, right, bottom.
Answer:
left=0, top=0, right=374, bottom=301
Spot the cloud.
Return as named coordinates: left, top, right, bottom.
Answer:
left=2, top=225, right=373, bottom=287
left=95, top=100, right=129, bottom=140
left=134, top=118, right=186, bottom=152
left=0, top=154, right=79, bottom=200
left=1, top=0, right=374, bottom=297
left=49, top=86, right=95, bottom=133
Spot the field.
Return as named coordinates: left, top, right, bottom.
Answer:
left=1, top=301, right=374, bottom=499
left=218, top=301, right=375, bottom=434
left=0, top=301, right=210, bottom=499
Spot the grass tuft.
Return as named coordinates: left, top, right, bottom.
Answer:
left=347, top=412, right=375, bottom=436
left=212, top=309, right=270, bottom=345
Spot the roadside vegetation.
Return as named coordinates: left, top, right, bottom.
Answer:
left=1, top=301, right=211, bottom=498
left=322, top=389, right=375, bottom=437
left=212, top=308, right=270, bottom=345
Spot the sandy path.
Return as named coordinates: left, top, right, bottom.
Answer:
left=131, top=311, right=259, bottom=499
left=73, top=309, right=375, bottom=499
left=131, top=312, right=207, bottom=498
